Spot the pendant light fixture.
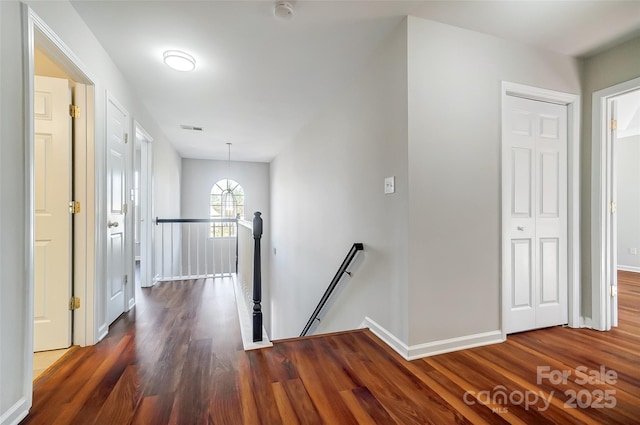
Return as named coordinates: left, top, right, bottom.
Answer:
left=222, top=143, right=235, bottom=219
left=226, top=143, right=232, bottom=192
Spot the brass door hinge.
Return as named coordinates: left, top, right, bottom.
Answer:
left=69, top=104, right=80, bottom=118
left=124, top=275, right=128, bottom=285
left=122, top=203, right=128, bottom=214
left=69, top=201, right=81, bottom=214
left=124, top=133, right=129, bottom=144
left=611, top=202, right=617, bottom=214
left=610, top=285, right=618, bottom=297
left=69, top=297, right=80, bottom=310
left=610, top=119, right=617, bottom=131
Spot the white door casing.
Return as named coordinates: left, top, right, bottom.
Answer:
left=34, top=76, right=72, bottom=351
left=503, top=95, right=568, bottom=334
left=591, top=78, right=640, bottom=331
left=607, top=99, right=619, bottom=328
left=106, top=95, right=129, bottom=325
left=135, top=122, right=154, bottom=288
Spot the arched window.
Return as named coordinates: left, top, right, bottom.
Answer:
left=210, top=179, right=244, bottom=237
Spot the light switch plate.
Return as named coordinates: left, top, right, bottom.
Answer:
left=384, top=176, right=395, bottom=194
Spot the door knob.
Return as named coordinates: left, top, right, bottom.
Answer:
left=108, top=221, right=119, bottom=228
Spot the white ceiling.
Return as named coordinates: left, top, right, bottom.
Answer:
left=70, top=0, right=640, bottom=162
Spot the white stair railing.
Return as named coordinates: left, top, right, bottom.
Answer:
left=155, top=218, right=237, bottom=281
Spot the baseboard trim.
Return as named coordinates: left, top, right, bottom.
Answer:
left=617, top=265, right=640, bottom=273
left=0, top=397, right=28, bottom=425
left=360, top=317, right=410, bottom=358
left=128, top=298, right=136, bottom=310
left=97, top=324, right=108, bottom=342
left=581, top=316, right=593, bottom=328
left=361, top=316, right=505, bottom=361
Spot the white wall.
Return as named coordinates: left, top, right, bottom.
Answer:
left=616, top=135, right=640, bottom=271
left=181, top=159, right=270, bottom=327
left=1, top=2, right=29, bottom=421
left=406, top=16, right=581, bottom=346
left=580, top=36, right=640, bottom=317
left=269, top=19, right=409, bottom=341
left=0, top=2, right=181, bottom=423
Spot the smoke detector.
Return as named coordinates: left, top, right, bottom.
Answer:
left=273, top=2, right=294, bottom=20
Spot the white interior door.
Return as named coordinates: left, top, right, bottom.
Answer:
left=106, top=96, right=129, bottom=325
left=34, top=76, right=72, bottom=351
left=503, top=95, right=568, bottom=334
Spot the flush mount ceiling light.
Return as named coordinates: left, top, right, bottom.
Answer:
left=163, top=50, right=196, bottom=72
left=273, top=2, right=294, bottom=20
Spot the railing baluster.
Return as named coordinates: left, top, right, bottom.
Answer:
left=235, top=221, right=239, bottom=273
left=204, top=222, right=208, bottom=277
left=160, top=218, right=164, bottom=280
left=196, top=223, right=200, bottom=277
left=170, top=222, right=174, bottom=279
left=187, top=223, right=191, bottom=278
left=228, top=229, right=232, bottom=276
left=211, top=224, right=216, bottom=277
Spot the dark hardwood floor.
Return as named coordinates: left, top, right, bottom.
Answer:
left=22, top=273, right=640, bottom=424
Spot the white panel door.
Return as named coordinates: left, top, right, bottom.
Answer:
left=106, top=96, right=129, bottom=325
left=34, top=76, right=72, bottom=351
left=503, top=95, right=568, bottom=334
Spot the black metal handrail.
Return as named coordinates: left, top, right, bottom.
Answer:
left=300, top=243, right=364, bottom=337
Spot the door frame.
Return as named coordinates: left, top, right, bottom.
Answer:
left=591, top=76, right=640, bottom=331
left=24, top=4, right=98, bottom=378
left=134, top=121, right=154, bottom=288
left=501, top=82, right=581, bottom=339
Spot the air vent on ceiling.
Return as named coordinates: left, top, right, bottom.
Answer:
left=180, top=124, right=204, bottom=132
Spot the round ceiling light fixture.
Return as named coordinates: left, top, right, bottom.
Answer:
left=273, top=2, right=294, bottom=20
left=163, top=50, right=196, bottom=72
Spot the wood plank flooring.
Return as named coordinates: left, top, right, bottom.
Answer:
left=21, top=273, right=640, bottom=424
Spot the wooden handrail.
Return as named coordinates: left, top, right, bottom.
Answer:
left=300, top=243, right=364, bottom=337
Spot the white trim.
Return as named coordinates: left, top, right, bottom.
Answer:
left=591, top=76, right=640, bottom=331
left=97, top=324, right=108, bottom=342
left=360, top=317, right=410, bottom=358
left=581, top=316, right=593, bottom=328
left=134, top=121, right=154, bottom=288
left=233, top=275, right=273, bottom=350
left=500, top=82, right=581, bottom=338
left=22, top=7, right=36, bottom=422
left=617, top=265, right=640, bottom=273
left=361, top=317, right=504, bottom=361
left=0, top=397, right=29, bottom=425
left=25, top=4, right=100, bottom=358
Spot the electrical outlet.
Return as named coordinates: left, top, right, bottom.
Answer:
left=384, top=176, right=395, bottom=194
left=630, top=248, right=637, bottom=255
